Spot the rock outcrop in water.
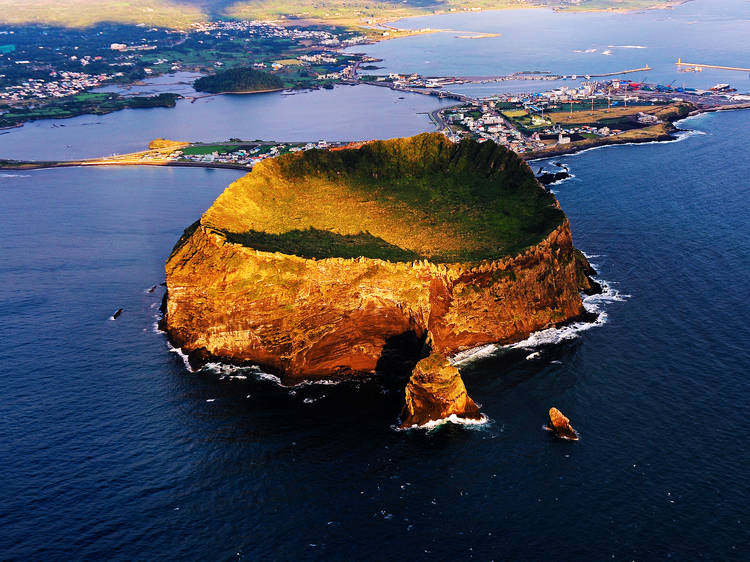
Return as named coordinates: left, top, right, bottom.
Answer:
left=548, top=407, right=578, bottom=440
left=400, top=352, right=481, bottom=428
left=162, top=133, right=598, bottom=426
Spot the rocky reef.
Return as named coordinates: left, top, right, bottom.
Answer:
left=162, top=133, right=598, bottom=426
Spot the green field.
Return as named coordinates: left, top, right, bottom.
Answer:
left=204, top=133, right=565, bottom=263
left=0, top=1, right=693, bottom=28
left=181, top=144, right=241, bottom=155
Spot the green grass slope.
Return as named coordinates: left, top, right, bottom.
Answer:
left=202, top=133, right=565, bottom=263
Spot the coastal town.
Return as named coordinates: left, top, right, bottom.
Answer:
left=0, top=19, right=368, bottom=107
left=3, top=12, right=750, bottom=138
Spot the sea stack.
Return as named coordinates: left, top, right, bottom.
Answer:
left=162, top=133, right=598, bottom=425
left=548, top=407, right=579, bottom=440
left=400, top=352, right=481, bottom=428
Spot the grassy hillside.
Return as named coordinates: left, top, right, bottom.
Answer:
left=202, top=133, right=565, bottom=263
left=0, top=0, right=692, bottom=28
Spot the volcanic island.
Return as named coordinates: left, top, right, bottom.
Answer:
left=161, top=133, right=599, bottom=428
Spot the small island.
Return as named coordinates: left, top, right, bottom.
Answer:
left=161, top=133, right=600, bottom=427
left=193, top=66, right=284, bottom=94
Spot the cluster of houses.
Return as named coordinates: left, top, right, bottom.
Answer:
left=188, top=20, right=367, bottom=47
left=0, top=71, right=117, bottom=102
left=163, top=140, right=335, bottom=167
left=444, top=103, right=547, bottom=153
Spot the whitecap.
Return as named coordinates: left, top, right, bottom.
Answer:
left=607, top=44, right=647, bottom=49
left=526, top=351, right=542, bottom=360
left=167, top=341, right=193, bottom=371
left=549, top=127, right=702, bottom=160
left=0, top=173, right=31, bottom=178
left=397, top=413, right=491, bottom=431
left=198, top=360, right=344, bottom=388
left=453, top=272, right=628, bottom=367
left=547, top=172, right=576, bottom=187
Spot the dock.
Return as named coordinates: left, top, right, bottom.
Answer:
left=676, top=59, right=750, bottom=73
left=582, top=66, right=652, bottom=78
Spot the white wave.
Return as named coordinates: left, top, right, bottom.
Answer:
left=526, top=351, right=542, bottom=360
left=167, top=341, right=193, bottom=371
left=551, top=127, right=702, bottom=160
left=547, top=172, right=576, bottom=187
left=453, top=274, right=628, bottom=367
left=601, top=49, right=613, bottom=56
left=398, top=413, right=491, bottom=431
left=608, top=44, right=647, bottom=49
left=206, top=398, right=215, bottom=402
left=0, top=173, right=31, bottom=178
left=581, top=251, right=602, bottom=259
left=219, top=374, right=247, bottom=381
left=451, top=342, right=501, bottom=365
left=198, top=361, right=344, bottom=388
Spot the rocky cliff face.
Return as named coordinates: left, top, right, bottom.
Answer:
left=163, top=133, right=597, bottom=427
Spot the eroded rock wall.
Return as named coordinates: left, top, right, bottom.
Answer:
left=164, top=219, right=588, bottom=380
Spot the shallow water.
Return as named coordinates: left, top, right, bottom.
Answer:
left=1, top=107, right=748, bottom=558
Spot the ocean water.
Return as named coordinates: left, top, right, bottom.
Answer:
left=348, top=0, right=750, bottom=92
left=1, top=107, right=748, bottom=558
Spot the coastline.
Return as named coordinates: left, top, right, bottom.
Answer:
left=523, top=102, right=750, bottom=161
left=0, top=158, right=251, bottom=172
left=3, top=103, right=748, bottom=172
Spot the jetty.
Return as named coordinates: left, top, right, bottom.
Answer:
left=676, top=59, right=750, bottom=73
left=579, top=66, right=652, bottom=78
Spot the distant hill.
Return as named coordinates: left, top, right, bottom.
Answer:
left=193, top=67, right=284, bottom=94
left=0, top=1, right=692, bottom=28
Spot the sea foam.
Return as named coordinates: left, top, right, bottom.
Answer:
left=452, top=267, right=628, bottom=367
left=397, top=413, right=491, bottom=432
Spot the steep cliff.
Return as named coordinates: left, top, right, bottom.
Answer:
left=163, top=133, right=597, bottom=426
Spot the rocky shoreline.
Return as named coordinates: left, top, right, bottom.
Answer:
left=161, top=134, right=601, bottom=427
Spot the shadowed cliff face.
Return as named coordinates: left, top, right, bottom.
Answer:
left=164, top=133, right=596, bottom=427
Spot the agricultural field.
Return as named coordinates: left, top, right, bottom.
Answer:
left=546, top=104, right=664, bottom=124
left=0, top=1, right=695, bottom=28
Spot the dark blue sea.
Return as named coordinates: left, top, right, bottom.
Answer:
left=1, top=109, right=749, bottom=559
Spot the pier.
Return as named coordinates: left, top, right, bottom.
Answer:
left=676, top=59, right=750, bottom=73
left=580, top=66, right=652, bottom=78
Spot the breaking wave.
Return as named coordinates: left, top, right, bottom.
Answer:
left=397, top=413, right=491, bottom=432
left=452, top=266, right=628, bottom=367
left=199, top=361, right=343, bottom=388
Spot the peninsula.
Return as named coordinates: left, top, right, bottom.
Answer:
left=161, top=133, right=599, bottom=427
